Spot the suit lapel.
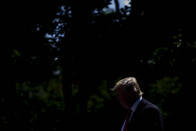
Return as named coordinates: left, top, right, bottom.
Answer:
left=128, top=99, right=146, bottom=124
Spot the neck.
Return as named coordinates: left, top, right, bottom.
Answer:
left=129, top=96, right=140, bottom=106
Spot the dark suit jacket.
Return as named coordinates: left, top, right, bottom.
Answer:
left=127, top=98, right=164, bottom=131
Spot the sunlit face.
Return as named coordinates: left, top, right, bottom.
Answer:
left=115, top=87, right=136, bottom=110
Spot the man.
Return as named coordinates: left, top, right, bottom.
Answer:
left=111, top=77, right=164, bottom=131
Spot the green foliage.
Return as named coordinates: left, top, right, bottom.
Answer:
left=87, top=95, right=105, bottom=112
left=72, top=84, right=79, bottom=97
left=12, top=49, right=21, bottom=57
left=11, top=49, right=21, bottom=64
left=187, top=41, right=196, bottom=48
left=87, top=80, right=111, bottom=112
left=15, top=78, right=65, bottom=130
left=148, top=76, right=182, bottom=119
left=16, top=77, right=64, bottom=112
left=150, top=77, right=182, bottom=96
left=98, top=80, right=111, bottom=100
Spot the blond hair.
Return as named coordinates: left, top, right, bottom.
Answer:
left=112, top=77, right=143, bottom=96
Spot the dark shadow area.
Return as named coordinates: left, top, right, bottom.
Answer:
left=6, top=0, right=196, bottom=131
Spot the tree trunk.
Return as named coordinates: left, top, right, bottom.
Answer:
left=114, top=0, right=120, bottom=15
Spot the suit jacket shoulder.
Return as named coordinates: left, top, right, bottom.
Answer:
left=128, top=98, right=164, bottom=131
left=139, top=99, right=160, bottom=112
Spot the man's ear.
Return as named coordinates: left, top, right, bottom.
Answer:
left=133, top=87, right=137, bottom=92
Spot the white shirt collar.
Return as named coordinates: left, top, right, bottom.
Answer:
left=130, top=96, right=142, bottom=112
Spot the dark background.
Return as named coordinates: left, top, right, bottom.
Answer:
left=6, top=0, right=196, bottom=131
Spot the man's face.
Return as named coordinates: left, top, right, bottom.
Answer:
left=115, top=87, right=135, bottom=110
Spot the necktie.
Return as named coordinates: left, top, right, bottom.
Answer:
left=123, top=110, right=132, bottom=131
